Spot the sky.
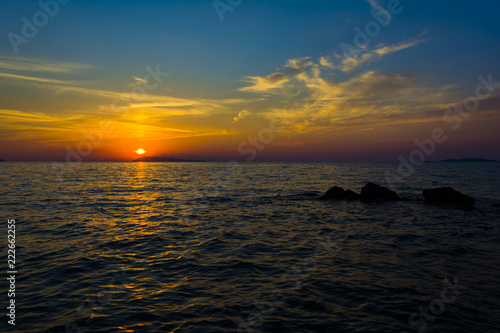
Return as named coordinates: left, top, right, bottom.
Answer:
left=1, top=0, right=500, bottom=162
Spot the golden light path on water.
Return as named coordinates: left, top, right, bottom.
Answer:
left=0, top=162, right=499, bottom=332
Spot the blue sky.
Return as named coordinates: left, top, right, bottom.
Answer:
left=1, top=0, right=500, bottom=161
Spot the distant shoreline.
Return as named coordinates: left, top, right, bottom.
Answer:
left=0, top=157, right=498, bottom=163
left=437, top=158, right=499, bottom=163
left=132, top=156, right=207, bottom=163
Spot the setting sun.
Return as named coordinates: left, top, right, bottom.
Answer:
left=135, top=148, right=146, bottom=155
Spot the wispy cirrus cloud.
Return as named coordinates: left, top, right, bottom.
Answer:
left=337, top=33, right=429, bottom=72
left=0, top=106, right=228, bottom=144
left=239, top=72, right=292, bottom=93
left=0, top=56, right=260, bottom=145
left=0, top=61, right=248, bottom=118
left=239, top=57, right=313, bottom=93
left=240, top=35, right=427, bottom=96
left=240, top=36, right=428, bottom=96
left=0, top=108, right=86, bottom=144
left=0, top=56, right=91, bottom=90
left=0, top=109, right=59, bottom=122
left=319, top=56, right=335, bottom=69
left=232, top=110, right=252, bottom=123
left=0, top=71, right=82, bottom=85
left=0, top=56, right=92, bottom=74
left=236, top=34, right=484, bottom=138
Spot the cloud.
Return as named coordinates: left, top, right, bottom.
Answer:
left=0, top=109, right=55, bottom=121
left=239, top=72, right=291, bottom=93
left=284, top=57, right=313, bottom=71
left=0, top=59, right=268, bottom=145
left=316, top=71, right=417, bottom=100
left=0, top=107, right=233, bottom=144
left=239, top=35, right=428, bottom=96
left=132, top=77, right=148, bottom=85
left=277, top=76, right=467, bottom=136
left=239, top=57, right=314, bottom=93
left=233, top=110, right=252, bottom=123
left=236, top=33, right=469, bottom=138
left=319, top=56, right=335, bottom=69
left=338, top=35, right=428, bottom=72
left=0, top=67, right=249, bottom=118
left=0, top=108, right=85, bottom=144
left=0, top=72, right=80, bottom=85
left=0, top=56, right=92, bottom=74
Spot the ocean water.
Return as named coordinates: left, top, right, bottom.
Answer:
left=0, top=162, right=499, bottom=333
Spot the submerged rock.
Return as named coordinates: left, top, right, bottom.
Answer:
left=422, top=187, right=475, bottom=209
left=360, top=182, right=399, bottom=201
left=319, top=186, right=359, bottom=200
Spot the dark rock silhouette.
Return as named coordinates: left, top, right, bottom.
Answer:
left=491, top=203, right=500, bottom=208
left=319, top=186, right=359, bottom=200
left=422, top=187, right=475, bottom=210
left=319, top=183, right=477, bottom=210
left=319, top=183, right=397, bottom=201
left=345, top=190, right=359, bottom=200
left=360, top=182, right=399, bottom=201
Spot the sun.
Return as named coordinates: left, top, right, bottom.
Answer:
left=135, top=148, right=146, bottom=155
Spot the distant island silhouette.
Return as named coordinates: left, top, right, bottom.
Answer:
left=440, top=158, right=499, bottom=163
left=0, top=159, right=4, bottom=162
left=132, top=156, right=207, bottom=162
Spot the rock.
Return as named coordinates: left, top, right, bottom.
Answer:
left=491, top=203, right=500, bottom=208
left=319, top=186, right=345, bottom=200
left=456, top=204, right=475, bottom=211
left=345, top=190, right=360, bottom=200
left=422, top=187, right=475, bottom=209
left=360, top=182, right=399, bottom=201
left=319, top=186, right=359, bottom=201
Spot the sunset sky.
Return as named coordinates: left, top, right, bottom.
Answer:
left=1, top=0, right=500, bottom=162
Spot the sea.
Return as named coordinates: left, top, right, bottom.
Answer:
left=0, top=162, right=499, bottom=333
